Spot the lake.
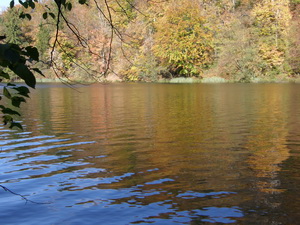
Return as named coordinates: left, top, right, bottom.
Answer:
left=1, top=83, right=300, bottom=224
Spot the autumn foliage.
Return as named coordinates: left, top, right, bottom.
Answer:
left=0, top=0, right=299, bottom=82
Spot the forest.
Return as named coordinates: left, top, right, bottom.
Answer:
left=0, top=0, right=300, bottom=83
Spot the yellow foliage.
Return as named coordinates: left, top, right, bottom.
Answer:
left=252, top=0, right=291, bottom=37
left=152, top=0, right=214, bottom=77
left=124, top=66, right=139, bottom=81
left=259, top=43, right=284, bottom=68
left=251, top=0, right=292, bottom=76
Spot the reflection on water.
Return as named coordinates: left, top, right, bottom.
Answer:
left=246, top=90, right=289, bottom=194
left=1, top=83, right=300, bottom=224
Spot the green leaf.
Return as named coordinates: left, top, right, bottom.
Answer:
left=10, top=64, right=36, bottom=88
left=10, top=43, right=22, bottom=52
left=12, top=86, right=30, bottom=97
left=25, top=14, right=32, bottom=20
left=79, top=0, right=86, bottom=4
left=19, top=12, right=26, bottom=19
left=2, top=108, right=21, bottom=116
left=33, top=68, right=44, bottom=76
left=49, top=13, right=55, bottom=19
left=10, top=122, right=23, bottom=130
left=67, top=2, right=72, bottom=11
left=3, top=87, right=12, bottom=99
left=10, top=0, right=14, bottom=8
left=0, top=70, right=10, bottom=79
left=25, top=46, right=39, bottom=61
left=29, top=0, right=35, bottom=9
left=19, top=1, right=29, bottom=8
left=3, top=115, right=13, bottom=125
left=43, top=12, right=48, bottom=19
left=4, top=47, right=20, bottom=64
left=0, top=43, right=9, bottom=55
left=11, top=96, right=26, bottom=108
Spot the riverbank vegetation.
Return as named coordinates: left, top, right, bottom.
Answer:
left=0, top=0, right=299, bottom=83
left=0, top=0, right=299, bottom=84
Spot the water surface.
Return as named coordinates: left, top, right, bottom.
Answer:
left=1, top=83, right=300, bottom=224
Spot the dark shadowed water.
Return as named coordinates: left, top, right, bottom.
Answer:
left=1, top=83, right=300, bottom=224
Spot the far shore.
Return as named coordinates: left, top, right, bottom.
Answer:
left=4, top=75, right=300, bottom=86
left=35, top=76, right=300, bottom=84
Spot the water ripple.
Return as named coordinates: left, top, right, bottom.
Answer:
left=177, top=191, right=236, bottom=199
left=2, top=83, right=300, bottom=224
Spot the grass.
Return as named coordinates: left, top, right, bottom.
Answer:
left=201, top=76, right=228, bottom=83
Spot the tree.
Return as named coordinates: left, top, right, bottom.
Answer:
left=0, top=0, right=98, bottom=129
left=153, top=0, right=215, bottom=77
left=251, top=0, right=292, bottom=76
left=288, top=3, right=300, bottom=75
left=0, top=0, right=44, bottom=129
left=3, top=7, right=24, bottom=45
left=0, top=0, right=299, bottom=130
left=0, top=0, right=142, bottom=128
left=36, top=22, right=51, bottom=59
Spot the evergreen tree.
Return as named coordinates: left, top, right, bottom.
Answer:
left=36, top=22, right=51, bottom=59
left=3, top=8, right=23, bottom=45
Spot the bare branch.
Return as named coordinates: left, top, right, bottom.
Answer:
left=0, top=185, right=51, bottom=205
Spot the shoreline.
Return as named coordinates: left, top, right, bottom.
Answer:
left=5, top=76, right=300, bottom=85
left=36, top=76, right=300, bottom=84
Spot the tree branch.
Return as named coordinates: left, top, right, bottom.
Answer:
left=0, top=185, right=51, bottom=205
